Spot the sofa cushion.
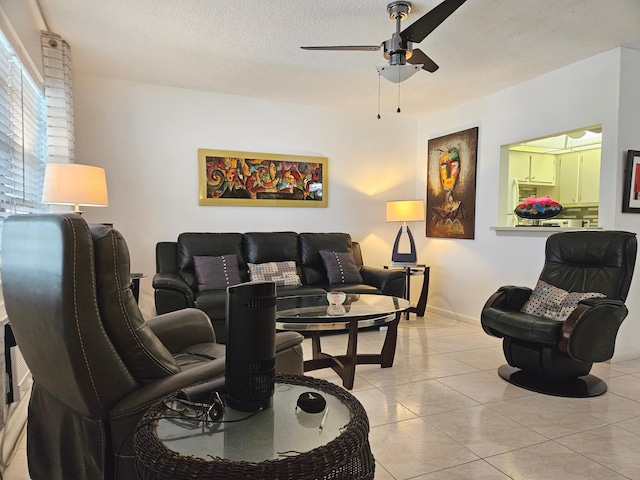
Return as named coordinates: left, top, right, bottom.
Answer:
left=300, top=233, right=357, bottom=285
left=521, top=280, right=606, bottom=321
left=177, top=233, right=247, bottom=289
left=244, top=232, right=299, bottom=264
left=193, top=254, right=242, bottom=291
left=248, top=261, right=302, bottom=286
left=319, top=251, right=363, bottom=284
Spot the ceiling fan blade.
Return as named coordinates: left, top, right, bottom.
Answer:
left=400, top=0, right=467, bottom=44
left=408, top=48, right=439, bottom=72
left=301, top=45, right=381, bottom=51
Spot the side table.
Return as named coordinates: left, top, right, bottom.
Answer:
left=134, top=374, right=375, bottom=480
left=130, top=273, right=145, bottom=304
left=383, top=263, right=430, bottom=319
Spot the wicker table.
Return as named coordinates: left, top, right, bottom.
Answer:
left=134, top=374, right=374, bottom=480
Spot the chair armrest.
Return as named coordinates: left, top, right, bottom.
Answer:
left=146, top=308, right=216, bottom=352
left=483, top=285, right=532, bottom=311
left=275, top=331, right=304, bottom=352
left=360, top=266, right=406, bottom=297
left=152, top=272, right=194, bottom=302
left=559, top=298, right=628, bottom=362
left=109, top=359, right=226, bottom=463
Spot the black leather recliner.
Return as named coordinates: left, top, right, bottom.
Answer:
left=481, top=230, right=637, bottom=397
left=1, top=214, right=304, bottom=480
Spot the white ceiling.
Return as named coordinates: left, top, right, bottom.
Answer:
left=37, top=0, right=640, bottom=117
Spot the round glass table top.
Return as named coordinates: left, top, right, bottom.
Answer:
left=276, top=293, right=410, bottom=331
left=156, top=382, right=351, bottom=463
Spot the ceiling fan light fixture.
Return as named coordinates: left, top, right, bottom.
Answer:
left=376, top=63, right=422, bottom=83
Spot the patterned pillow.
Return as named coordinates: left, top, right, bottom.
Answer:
left=247, top=261, right=302, bottom=287
left=521, top=280, right=606, bottom=321
left=194, top=254, right=242, bottom=291
left=319, top=251, right=363, bottom=284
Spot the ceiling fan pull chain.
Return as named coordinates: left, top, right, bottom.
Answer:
left=397, top=78, right=401, bottom=113
left=377, top=74, right=382, bottom=119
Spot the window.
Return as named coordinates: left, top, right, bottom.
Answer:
left=0, top=28, right=47, bottom=226
left=499, top=127, right=601, bottom=228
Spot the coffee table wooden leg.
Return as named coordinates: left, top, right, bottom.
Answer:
left=311, top=332, right=322, bottom=359
left=342, top=319, right=359, bottom=389
left=380, top=313, right=400, bottom=367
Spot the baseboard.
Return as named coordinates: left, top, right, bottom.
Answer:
left=425, top=305, right=480, bottom=326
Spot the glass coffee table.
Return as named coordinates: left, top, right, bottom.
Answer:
left=276, top=294, right=410, bottom=389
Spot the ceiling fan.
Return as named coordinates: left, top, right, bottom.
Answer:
left=302, top=0, right=467, bottom=83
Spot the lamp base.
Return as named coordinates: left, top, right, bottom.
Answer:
left=391, top=225, right=417, bottom=264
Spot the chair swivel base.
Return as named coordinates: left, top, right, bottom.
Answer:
left=498, top=364, right=607, bottom=398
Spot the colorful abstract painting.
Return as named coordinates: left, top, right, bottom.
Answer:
left=198, top=149, right=327, bottom=207
left=426, top=127, right=478, bottom=239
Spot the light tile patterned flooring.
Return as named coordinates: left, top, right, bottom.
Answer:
left=6, top=311, right=640, bottom=479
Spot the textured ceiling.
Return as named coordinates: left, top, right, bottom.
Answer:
left=38, top=0, right=640, bottom=117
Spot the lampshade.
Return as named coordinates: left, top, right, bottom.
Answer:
left=386, top=200, right=425, bottom=223
left=376, top=64, right=423, bottom=83
left=42, top=163, right=109, bottom=213
left=386, top=200, right=425, bottom=265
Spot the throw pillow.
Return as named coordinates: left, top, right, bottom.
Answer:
left=247, top=261, right=302, bottom=287
left=194, top=254, right=242, bottom=291
left=319, top=250, right=363, bottom=284
left=521, top=280, right=606, bottom=321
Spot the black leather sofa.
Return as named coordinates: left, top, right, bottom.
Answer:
left=154, top=232, right=406, bottom=341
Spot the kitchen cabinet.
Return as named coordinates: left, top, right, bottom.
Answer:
left=509, top=151, right=531, bottom=182
left=529, top=154, right=556, bottom=184
left=509, top=151, right=555, bottom=185
left=558, top=149, right=600, bottom=206
left=580, top=149, right=600, bottom=204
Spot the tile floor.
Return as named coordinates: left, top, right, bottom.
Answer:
left=6, top=311, right=640, bottom=479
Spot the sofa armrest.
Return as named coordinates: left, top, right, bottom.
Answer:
left=152, top=272, right=194, bottom=301
left=146, top=308, right=216, bottom=352
left=483, top=285, right=532, bottom=311
left=559, top=298, right=628, bottom=362
left=360, top=266, right=406, bottom=297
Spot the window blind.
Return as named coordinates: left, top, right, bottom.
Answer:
left=0, top=29, right=47, bottom=225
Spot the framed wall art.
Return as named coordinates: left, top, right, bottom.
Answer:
left=622, top=149, right=640, bottom=213
left=198, top=149, right=328, bottom=207
left=426, top=126, right=478, bottom=239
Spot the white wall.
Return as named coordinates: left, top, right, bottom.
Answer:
left=72, top=75, right=418, bottom=315
left=613, top=47, right=640, bottom=360
left=417, top=48, right=640, bottom=360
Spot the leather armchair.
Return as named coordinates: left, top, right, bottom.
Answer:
left=0, top=214, right=303, bottom=480
left=481, top=230, right=637, bottom=397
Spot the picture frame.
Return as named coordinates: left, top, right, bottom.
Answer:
left=622, top=150, right=640, bottom=213
left=426, top=126, right=478, bottom=239
left=198, top=149, right=328, bottom=207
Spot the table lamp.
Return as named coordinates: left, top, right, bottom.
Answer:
left=386, top=200, right=425, bottom=264
left=42, top=163, right=108, bottom=214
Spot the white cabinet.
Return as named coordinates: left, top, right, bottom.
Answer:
left=509, top=151, right=556, bottom=185
left=509, top=151, right=531, bottom=182
left=580, top=149, right=600, bottom=204
left=529, top=154, right=556, bottom=184
left=558, top=152, right=580, bottom=204
left=558, top=149, right=600, bottom=206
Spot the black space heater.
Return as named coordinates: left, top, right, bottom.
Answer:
left=225, top=281, right=276, bottom=412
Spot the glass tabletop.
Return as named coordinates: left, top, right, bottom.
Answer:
left=275, top=294, right=409, bottom=331
left=156, top=382, right=351, bottom=463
